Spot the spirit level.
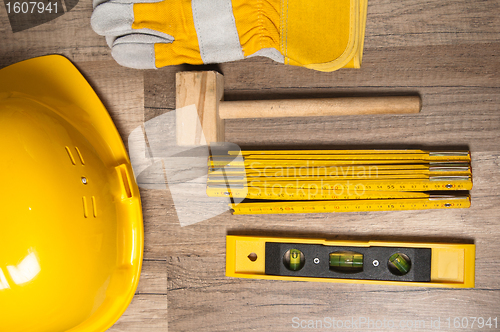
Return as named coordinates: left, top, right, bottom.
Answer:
left=226, top=236, right=475, bottom=288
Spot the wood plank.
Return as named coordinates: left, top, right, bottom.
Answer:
left=108, top=295, right=168, bottom=332
left=167, top=254, right=500, bottom=331
left=140, top=188, right=178, bottom=258
left=223, top=109, right=500, bottom=152
left=109, top=260, right=167, bottom=330
left=75, top=61, right=144, bottom=147
left=365, top=0, right=500, bottom=48
left=136, top=260, right=168, bottom=295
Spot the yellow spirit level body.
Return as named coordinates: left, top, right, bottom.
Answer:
left=226, top=236, right=475, bottom=288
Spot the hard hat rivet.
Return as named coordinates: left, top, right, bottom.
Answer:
left=81, top=177, right=88, bottom=185
left=373, top=260, right=379, bottom=267
left=313, top=257, right=320, bottom=264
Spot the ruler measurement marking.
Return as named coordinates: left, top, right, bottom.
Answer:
left=230, top=196, right=470, bottom=214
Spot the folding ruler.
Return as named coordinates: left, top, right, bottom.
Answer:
left=208, top=150, right=472, bottom=214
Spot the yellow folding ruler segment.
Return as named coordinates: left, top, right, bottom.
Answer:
left=208, top=176, right=472, bottom=191
left=211, top=164, right=471, bottom=175
left=228, top=150, right=470, bottom=156
left=211, top=150, right=471, bottom=168
left=229, top=196, right=470, bottom=215
left=209, top=187, right=449, bottom=200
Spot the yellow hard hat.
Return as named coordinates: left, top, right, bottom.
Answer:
left=0, top=55, right=144, bottom=332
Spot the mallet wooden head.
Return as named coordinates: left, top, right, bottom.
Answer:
left=176, top=71, right=224, bottom=146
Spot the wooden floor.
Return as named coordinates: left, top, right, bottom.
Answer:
left=2, top=0, right=500, bottom=331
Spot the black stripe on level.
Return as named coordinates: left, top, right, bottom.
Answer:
left=265, top=243, right=431, bottom=282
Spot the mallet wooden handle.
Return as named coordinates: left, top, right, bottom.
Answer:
left=218, top=96, right=421, bottom=119
left=176, top=71, right=423, bottom=145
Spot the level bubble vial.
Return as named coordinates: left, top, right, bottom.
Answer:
left=388, top=253, right=411, bottom=276
left=329, top=251, right=363, bottom=273
left=283, top=249, right=305, bottom=271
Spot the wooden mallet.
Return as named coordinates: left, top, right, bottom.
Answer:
left=176, top=71, right=421, bottom=145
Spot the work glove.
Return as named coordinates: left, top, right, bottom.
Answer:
left=91, top=0, right=367, bottom=71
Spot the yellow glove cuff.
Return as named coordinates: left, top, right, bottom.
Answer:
left=282, top=0, right=367, bottom=71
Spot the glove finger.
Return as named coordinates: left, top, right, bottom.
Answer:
left=111, top=33, right=172, bottom=69
left=93, top=0, right=159, bottom=10
left=91, top=1, right=134, bottom=36
left=91, top=0, right=164, bottom=36
left=106, top=29, right=173, bottom=48
left=111, top=33, right=205, bottom=69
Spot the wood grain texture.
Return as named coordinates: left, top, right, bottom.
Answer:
left=108, top=261, right=168, bottom=331
left=140, top=1, right=500, bottom=331
left=175, top=71, right=225, bottom=145
left=218, top=96, right=421, bottom=119
left=75, top=61, right=144, bottom=147
left=107, top=295, right=168, bottom=332
left=1, top=0, right=499, bottom=330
